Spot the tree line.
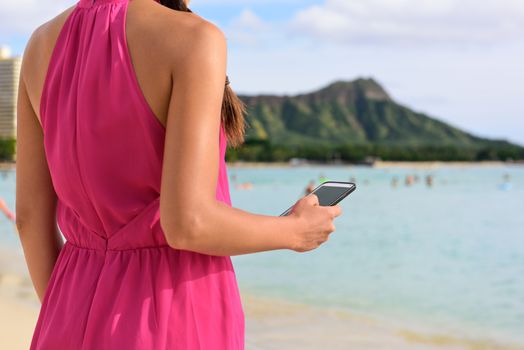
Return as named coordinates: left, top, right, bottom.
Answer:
left=225, top=139, right=524, bottom=163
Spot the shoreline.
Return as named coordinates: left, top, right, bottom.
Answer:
left=241, top=291, right=523, bottom=350
left=226, top=160, right=518, bottom=169
left=1, top=160, right=521, bottom=171
left=1, top=279, right=521, bottom=350
left=1, top=247, right=522, bottom=350
left=0, top=160, right=15, bottom=170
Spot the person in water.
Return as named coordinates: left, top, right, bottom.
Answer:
left=305, top=180, right=316, bottom=195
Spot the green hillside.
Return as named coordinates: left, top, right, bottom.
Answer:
left=228, top=78, right=523, bottom=162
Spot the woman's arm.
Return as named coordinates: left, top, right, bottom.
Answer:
left=159, top=20, right=306, bottom=256
left=15, top=28, right=64, bottom=303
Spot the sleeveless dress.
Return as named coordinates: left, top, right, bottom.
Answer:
left=31, top=0, right=245, bottom=348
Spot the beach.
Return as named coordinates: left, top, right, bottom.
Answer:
left=0, top=292, right=37, bottom=349
left=1, top=249, right=521, bottom=350
left=0, top=247, right=38, bottom=350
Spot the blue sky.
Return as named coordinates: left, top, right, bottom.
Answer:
left=2, top=0, right=523, bottom=145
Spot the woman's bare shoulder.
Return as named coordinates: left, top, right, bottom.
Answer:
left=148, top=1, right=225, bottom=37
left=144, top=2, right=227, bottom=68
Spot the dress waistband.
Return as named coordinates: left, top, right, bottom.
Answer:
left=57, top=197, right=170, bottom=251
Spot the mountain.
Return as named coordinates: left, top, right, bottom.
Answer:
left=239, top=78, right=496, bottom=147
left=232, top=78, right=523, bottom=161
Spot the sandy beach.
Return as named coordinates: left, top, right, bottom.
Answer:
left=1, top=249, right=522, bottom=350
left=0, top=291, right=37, bottom=349
left=1, top=281, right=521, bottom=350
left=0, top=247, right=39, bottom=350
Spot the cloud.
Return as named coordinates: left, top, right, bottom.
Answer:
left=230, top=9, right=265, bottom=30
left=289, top=0, right=524, bottom=46
left=224, top=9, right=276, bottom=47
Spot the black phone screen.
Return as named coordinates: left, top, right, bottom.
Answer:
left=313, top=186, right=350, bottom=206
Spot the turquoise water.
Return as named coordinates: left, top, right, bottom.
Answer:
left=1, top=165, right=523, bottom=345
left=228, top=165, right=524, bottom=345
left=0, top=169, right=17, bottom=248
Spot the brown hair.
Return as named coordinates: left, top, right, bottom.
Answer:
left=156, top=0, right=247, bottom=148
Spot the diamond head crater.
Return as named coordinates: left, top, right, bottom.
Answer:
left=226, top=78, right=523, bottom=163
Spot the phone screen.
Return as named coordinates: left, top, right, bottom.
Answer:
left=279, top=182, right=355, bottom=216
left=311, top=186, right=350, bottom=206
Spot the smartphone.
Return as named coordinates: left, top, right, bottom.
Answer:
left=279, top=181, right=356, bottom=216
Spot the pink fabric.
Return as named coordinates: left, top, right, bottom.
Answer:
left=31, top=0, right=245, bottom=348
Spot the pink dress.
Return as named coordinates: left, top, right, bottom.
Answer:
left=31, top=0, right=245, bottom=348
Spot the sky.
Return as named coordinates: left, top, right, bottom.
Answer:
left=1, top=0, right=523, bottom=145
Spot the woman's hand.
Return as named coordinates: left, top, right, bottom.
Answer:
left=287, top=194, right=342, bottom=252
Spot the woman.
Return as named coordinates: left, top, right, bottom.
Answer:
left=15, top=0, right=342, bottom=348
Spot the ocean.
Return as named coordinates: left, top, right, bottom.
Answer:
left=227, top=164, right=524, bottom=346
left=1, top=164, right=523, bottom=347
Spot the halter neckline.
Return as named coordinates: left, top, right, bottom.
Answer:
left=78, top=0, right=128, bottom=8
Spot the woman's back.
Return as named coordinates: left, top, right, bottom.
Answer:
left=25, top=0, right=244, bottom=348
left=29, top=0, right=204, bottom=133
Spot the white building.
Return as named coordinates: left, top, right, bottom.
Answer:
left=0, top=45, right=21, bottom=140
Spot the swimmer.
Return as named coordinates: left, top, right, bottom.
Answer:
left=235, top=182, right=253, bottom=190
left=405, top=175, right=414, bottom=186
left=499, top=173, right=512, bottom=191
left=426, top=174, right=433, bottom=187
left=304, top=180, right=316, bottom=195
left=391, top=176, right=399, bottom=188
left=0, top=197, right=16, bottom=222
